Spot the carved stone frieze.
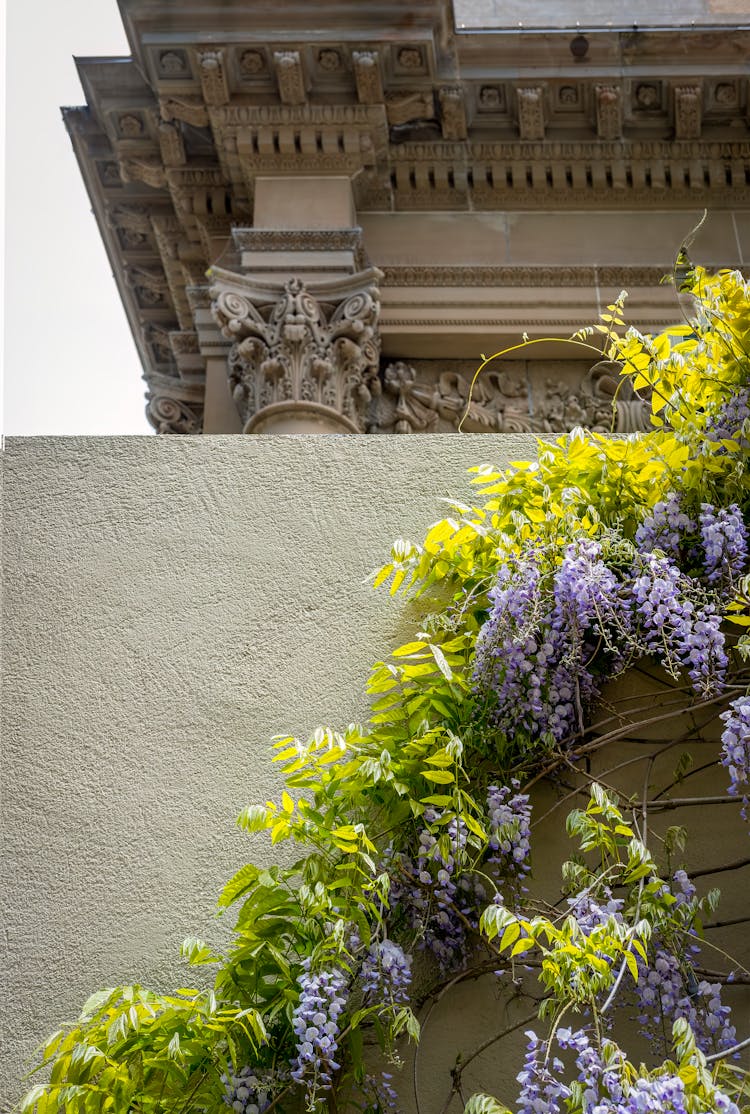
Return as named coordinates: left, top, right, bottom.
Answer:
left=367, top=359, right=650, bottom=436
left=197, top=49, right=230, bottom=106
left=353, top=51, right=384, bottom=104
left=516, top=87, right=545, bottom=141
left=596, top=85, right=622, bottom=140
left=274, top=51, right=307, bottom=105
left=439, top=87, right=468, bottom=141
left=210, top=272, right=381, bottom=433
left=674, top=84, right=703, bottom=139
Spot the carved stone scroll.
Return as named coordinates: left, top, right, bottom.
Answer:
left=516, top=86, right=545, bottom=141
left=210, top=271, right=381, bottom=433
left=197, top=49, right=230, bottom=106
left=352, top=51, right=384, bottom=104
left=274, top=51, right=307, bottom=105
left=439, top=87, right=468, bottom=141
left=595, top=85, right=622, bottom=140
left=146, top=394, right=203, bottom=434
left=674, top=85, right=702, bottom=139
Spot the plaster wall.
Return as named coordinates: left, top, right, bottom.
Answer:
left=1, top=434, right=536, bottom=1107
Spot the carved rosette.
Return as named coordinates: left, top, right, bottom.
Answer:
left=211, top=273, right=382, bottom=434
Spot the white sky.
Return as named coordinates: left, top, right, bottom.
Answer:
left=3, top=0, right=152, bottom=435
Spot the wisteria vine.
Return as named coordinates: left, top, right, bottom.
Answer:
left=25, top=265, right=750, bottom=1114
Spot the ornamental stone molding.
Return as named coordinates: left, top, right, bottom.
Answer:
left=210, top=270, right=382, bottom=433
left=62, top=0, right=750, bottom=432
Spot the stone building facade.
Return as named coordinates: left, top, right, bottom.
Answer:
left=64, top=0, right=750, bottom=434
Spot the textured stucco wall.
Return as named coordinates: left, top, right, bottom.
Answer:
left=1, top=434, right=537, bottom=1107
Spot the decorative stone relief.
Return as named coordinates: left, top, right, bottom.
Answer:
left=211, top=273, right=381, bottom=433
left=353, top=51, right=383, bottom=104
left=274, top=51, right=307, bottom=105
left=158, top=50, right=188, bottom=77
left=158, top=122, right=186, bottom=166
left=197, top=49, right=230, bottom=105
left=595, top=85, right=622, bottom=140
left=516, top=87, right=545, bottom=140
left=396, top=47, right=424, bottom=71
left=318, top=49, right=342, bottom=72
left=118, top=157, right=167, bottom=189
left=714, top=82, right=737, bottom=106
left=674, top=85, right=702, bottom=139
left=366, top=360, right=650, bottom=436
left=478, top=85, right=505, bottom=111
left=239, top=49, right=266, bottom=76
left=634, top=83, right=661, bottom=110
left=146, top=394, right=203, bottom=434
left=439, top=87, right=468, bottom=141
left=160, top=96, right=210, bottom=128
left=385, top=89, right=435, bottom=127
left=118, top=113, right=144, bottom=137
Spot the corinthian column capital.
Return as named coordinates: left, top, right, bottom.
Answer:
left=209, top=268, right=382, bottom=434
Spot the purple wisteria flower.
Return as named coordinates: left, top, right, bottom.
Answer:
left=361, top=938, right=412, bottom=1007
left=705, top=388, right=750, bottom=447
left=291, top=959, right=348, bottom=1100
left=221, top=1067, right=277, bottom=1114
left=474, top=540, right=626, bottom=744
left=487, top=781, right=532, bottom=884
left=699, top=503, right=748, bottom=587
left=636, top=946, right=736, bottom=1056
left=636, top=494, right=696, bottom=560
left=629, top=553, right=727, bottom=695
left=720, top=695, right=750, bottom=818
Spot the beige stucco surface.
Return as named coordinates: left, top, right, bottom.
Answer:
left=1, top=434, right=537, bottom=1108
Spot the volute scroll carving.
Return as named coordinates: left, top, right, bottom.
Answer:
left=211, top=272, right=382, bottom=434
